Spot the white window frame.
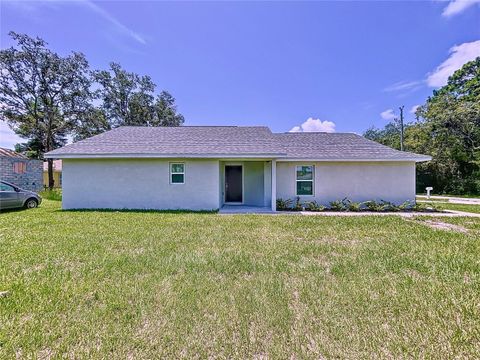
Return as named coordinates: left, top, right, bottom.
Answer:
left=295, top=164, right=314, bottom=196
left=170, top=162, right=185, bottom=184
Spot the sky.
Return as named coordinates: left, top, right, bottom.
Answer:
left=0, top=0, right=479, bottom=148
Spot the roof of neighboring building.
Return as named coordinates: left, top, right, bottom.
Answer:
left=43, top=160, right=62, bottom=171
left=0, top=147, right=27, bottom=159
left=45, top=126, right=431, bottom=162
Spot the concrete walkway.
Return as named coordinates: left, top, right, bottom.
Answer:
left=220, top=209, right=480, bottom=218
left=417, top=195, right=480, bottom=205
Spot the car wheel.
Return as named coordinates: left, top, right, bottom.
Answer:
left=25, top=198, right=38, bottom=209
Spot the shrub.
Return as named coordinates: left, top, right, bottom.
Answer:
left=276, top=198, right=292, bottom=211
left=306, top=200, right=325, bottom=212
left=362, top=200, right=383, bottom=212
left=379, top=200, right=397, bottom=212
left=413, top=202, right=437, bottom=212
left=329, top=199, right=346, bottom=211
left=398, top=201, right=415, bottom=211
left=292, top=196, right=303, bottom=211
left=347, top=201, right=362, bottom=212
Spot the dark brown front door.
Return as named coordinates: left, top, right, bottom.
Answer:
left=225, top=165, right=243, bottom=203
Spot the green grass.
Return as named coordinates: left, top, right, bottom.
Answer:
left=417, top=193, right=480, bottom=199
left=1, top=201, right=480, bottom=358
left=434, top=203, right=480, bottom=214
left=38, top=188, right=62, bottom=201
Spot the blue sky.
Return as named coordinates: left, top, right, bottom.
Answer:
left=1, top=0, right=479, bottom=148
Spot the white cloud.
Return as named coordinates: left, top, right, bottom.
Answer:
left=383, top=80, right=423, bottom=93
left=426, top=40, right=480, bottom=87
left=380, top=109, right=396, bottom=120
left=4, top=0, right=146, bottom=45
left=442, top=0, right=480, bottom=17
left=0, top=121, right=23, bottom=149
left=81, top=1, right=146, bottom=45
left=289, top=118, right=336, bottom=133
left=410, top=105, right=420, bottom=114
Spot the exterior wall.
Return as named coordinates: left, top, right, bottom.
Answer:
left=243, top=162, right=264, bottom=206
left=0, top=157, right=43, bottom=191
left=43, top=171, right=62, bottom=188
left=276, top=161, right=416, bottom=205
left=219, top=161, right=266, bottom=207
left=62, top=159, right=220, bottom=210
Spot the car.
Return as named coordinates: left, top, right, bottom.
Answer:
left=0, top=181, right=42, bottom=210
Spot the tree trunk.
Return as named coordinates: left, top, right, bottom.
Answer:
left=48, top=158, right=54, bottom=190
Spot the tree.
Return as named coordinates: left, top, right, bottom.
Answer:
left=364, top=57, right=480, bottom=194
left=93, top=62, right=155, bottom=127
left=416, top=57, right=480, bottom=194
left=92, top=63, right=184, bottom=129
left=0, top=32, right=92, bottom=188
left=73, top=107, right=110, bottom=141
left=152, top=91, right=184, bottom=126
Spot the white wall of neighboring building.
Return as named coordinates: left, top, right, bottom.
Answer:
left=62, top=158, right=220, bottom=210
left=276, top=161, right=416, bottom=205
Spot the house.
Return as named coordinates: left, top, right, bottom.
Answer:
left=45, top=126, right=431, bottom=211
left=0, top=147, right=43, bottom=191
left=43, top=160, right=62, bottom=188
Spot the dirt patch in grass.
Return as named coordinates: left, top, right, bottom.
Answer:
left=422, top=220, right=469, bottom=233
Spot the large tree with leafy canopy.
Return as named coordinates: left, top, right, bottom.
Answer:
left=416, top=57, right=480, bottom=194
left=364, top=57, right=480, bottom=194
left=0, top=32, right=92, bottom=188
left=90, top=62, right=184, bottom=131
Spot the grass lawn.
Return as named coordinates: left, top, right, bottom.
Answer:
left=1, top=200, right=480, bottom=358
left=435, top=203, right=480, bottom=214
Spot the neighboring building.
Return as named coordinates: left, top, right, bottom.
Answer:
left=0, top=147, right=43, bottom=191
left=43, top=160, right=62, bottom=188
left=45, top=126, right=431, bottom=211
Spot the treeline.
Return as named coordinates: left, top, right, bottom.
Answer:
left=0, top=32, right=184, bottom=187
left=364, top=58, right=480, bottom=195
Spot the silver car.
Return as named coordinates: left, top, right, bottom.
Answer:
left=0, top=181, right=42, bottom=210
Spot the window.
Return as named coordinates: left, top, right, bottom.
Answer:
left=0, top=183, right=15, bottom=192
left=296, top=165, right=314, bottom=195
left=13, top=162, right=26, bottom=174
left=170, top=163, right=185, bottom=184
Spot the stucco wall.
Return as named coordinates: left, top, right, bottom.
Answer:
left=62, top=159, right=220, bottom=210
left=243, top=162, right=264, bottom=206
left=0, top=157, right=43, bottom=191
left=276, top=161, right=416, bottom=205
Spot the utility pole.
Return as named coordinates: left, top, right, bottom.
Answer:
left=399, top=105, right=404, bottom=151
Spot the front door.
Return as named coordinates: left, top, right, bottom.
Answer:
left=225, top=165, right=243, bottom=203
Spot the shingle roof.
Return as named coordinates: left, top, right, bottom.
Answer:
left=0, top=147, right=27, bottom=159
left=274, top=133, right=431, bottom=161
left=45, top=126, right=431, bottom=162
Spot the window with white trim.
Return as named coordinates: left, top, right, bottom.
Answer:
left=296, top=165, right=314, bottom=195
left=170, top=163, right=185, bottom=184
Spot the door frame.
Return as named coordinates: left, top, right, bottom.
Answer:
left=224, top=163, right=244, bottom=205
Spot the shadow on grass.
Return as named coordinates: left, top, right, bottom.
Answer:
left=57, top=208, right=219, bottom=214
left=0, top=207, right=31, bottom=214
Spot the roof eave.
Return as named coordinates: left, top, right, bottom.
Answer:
left=44, top=152, right=287, bottom=159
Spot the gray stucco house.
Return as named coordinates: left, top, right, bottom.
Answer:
left=45, top=126, right=431, bottom=211
left=0, top=147, right=43, bottom=191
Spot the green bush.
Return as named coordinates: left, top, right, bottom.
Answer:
left=329, top=199, right=346, bottom=211
left=306, top=200, right=325, bottom=212
left=292, top=196, right=303, bottom=211
left=276, top=198, right=293, bottom=211
left=362, top=200, right=383, bottom=212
